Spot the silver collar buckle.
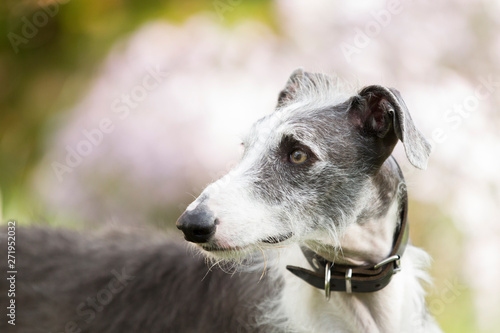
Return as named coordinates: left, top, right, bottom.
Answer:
left=373, top=254, right=401, bottom=274
left=324, top=262, right=332, bottom=300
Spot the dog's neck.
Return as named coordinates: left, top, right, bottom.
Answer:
left=272, top=158, right=421, bottom=333
left=307, top=157, right=404, bottom=267
left=336, top=196, right=400, bottom=266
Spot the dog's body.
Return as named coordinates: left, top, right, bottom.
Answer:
left=1, top=70, right=441, bottom=332
left=0, top=228, right=273, bottom=333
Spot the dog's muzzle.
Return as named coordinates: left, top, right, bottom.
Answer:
left=176, top=204, right=217, bottom=243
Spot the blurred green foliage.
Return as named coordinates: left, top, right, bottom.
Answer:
left=0, top=0, right=273, bottom=219
left=410, top=200, right=476, bottom=332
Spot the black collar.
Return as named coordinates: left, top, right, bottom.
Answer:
left=286, top=195, right=409, bottom=297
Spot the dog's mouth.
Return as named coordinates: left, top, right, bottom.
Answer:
left=260, top=232, right=293, bottom=244
left=201, top=244, right=245, bottom=252
left=201, top=232, right=293, bottom=253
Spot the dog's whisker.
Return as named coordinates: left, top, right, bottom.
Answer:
left=257, top=246, right=267, bottom=282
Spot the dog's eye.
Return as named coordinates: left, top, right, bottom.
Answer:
left=289, top=149, right=308, bottom=165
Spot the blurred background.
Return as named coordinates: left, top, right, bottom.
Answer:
left=1, top=0, right=499, bottom=331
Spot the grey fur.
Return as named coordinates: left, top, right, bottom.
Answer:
left=0, top=228, right=274, bottom=333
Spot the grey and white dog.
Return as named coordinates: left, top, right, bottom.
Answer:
left=176, top=69, right=441, bottom=332
left=0, top=69, right=441, bottom=333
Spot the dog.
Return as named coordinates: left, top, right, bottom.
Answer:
left=0, top=69, right=441, bottom=333
left=175, top=69, right=441, bottom=333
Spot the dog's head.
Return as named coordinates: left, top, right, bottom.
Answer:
left=176, top=69, right=431, bottom=259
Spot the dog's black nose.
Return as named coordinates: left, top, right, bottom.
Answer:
left=176, top=205, right=217, bottom=243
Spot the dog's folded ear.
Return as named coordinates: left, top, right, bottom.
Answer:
left=349, top=85, right=432, bottom=170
